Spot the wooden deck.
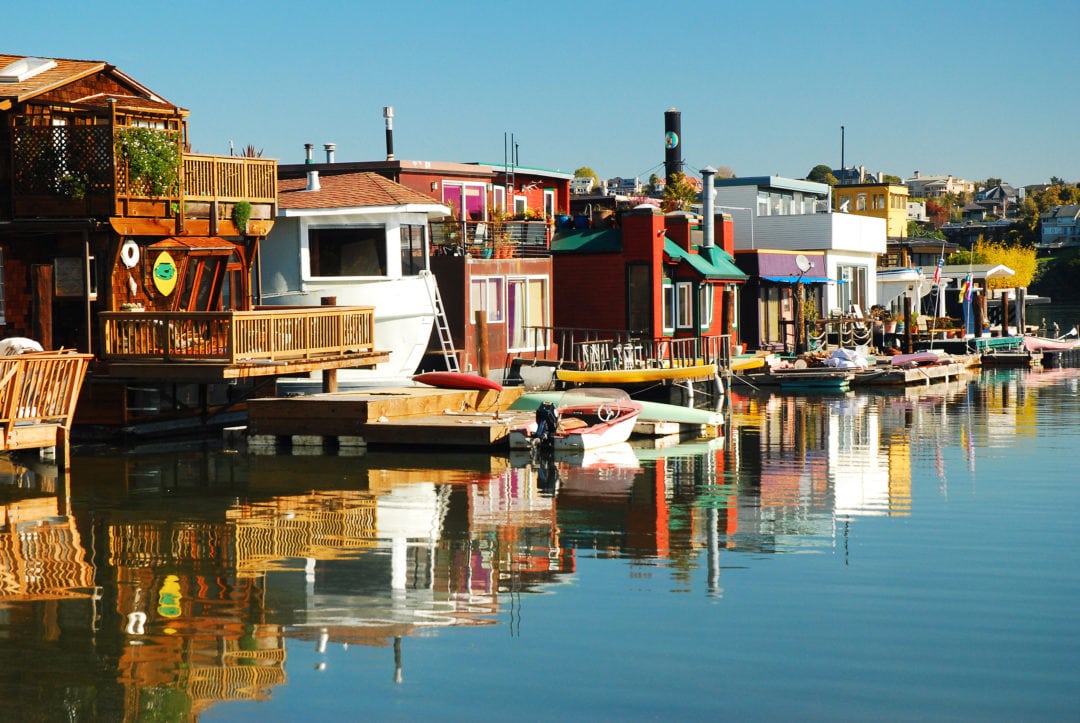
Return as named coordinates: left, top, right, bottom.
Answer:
left=246, top=386, right=533, bottom=448
left=98, top=306, right=386, bottom=382
left=0, top=351, right=93, bottom=468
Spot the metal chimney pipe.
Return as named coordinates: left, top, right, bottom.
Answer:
left=664, top=107, right=682, bottom=186
left=324, top=143, right=336, bottom=163
left=306, top=169, right=320, bottom=192
left=701, top=166, right=716, bottom=248
left=304, top=143, right=314, bottom=164
left=383, top=106, right=395, bottom=161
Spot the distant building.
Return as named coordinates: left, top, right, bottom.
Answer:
left=973, top=184, right=1019, bottom=219
left=1038, top=204, right=1080, bottom=250
left=605, top=176, right=641, bottom=196
left=904, top=171, right=975, bottom=199
left=570, top=176, right=595, bottom=195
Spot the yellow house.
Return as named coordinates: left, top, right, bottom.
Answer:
left=833, top=183, right=909, bottom=239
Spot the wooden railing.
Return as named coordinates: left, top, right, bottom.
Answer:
left=0, top=351, right=92, bottom=434
left=99, top=307, right=375, bottom=363
left=183, top=154, right=277, bottom=204
left=8, top=125, right=276, bottom=219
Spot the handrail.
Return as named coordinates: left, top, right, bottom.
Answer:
left=0, top=352, right=93, bottom=435
left=513, top=326, right=731, bottom=372
left=99, top=307, right=375, bottom=363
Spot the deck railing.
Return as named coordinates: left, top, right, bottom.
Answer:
left=8, top=125, right=276, bottom=218
left=430, top=219, right=551, bottom=258
left=0, top=351, right=93, bottom=434
left=99, top=307, right=375, bottom=363
left=514, top=326, right=732, bottom=372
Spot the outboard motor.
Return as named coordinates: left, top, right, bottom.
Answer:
left=533, top=402, right=559, bottom=448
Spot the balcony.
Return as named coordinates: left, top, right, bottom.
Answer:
left=8, top=124, right=276, bottom=233
left=97, top=306, right=386, bottom=381
left=430, top=219, right=551, bottom=258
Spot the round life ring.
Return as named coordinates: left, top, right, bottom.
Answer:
left=120, top=239, right=140, bottom=268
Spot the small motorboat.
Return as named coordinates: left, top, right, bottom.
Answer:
left=508, top=388, right=643, bottom=451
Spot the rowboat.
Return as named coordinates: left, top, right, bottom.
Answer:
left=510, top=391, right=723, bottom=426
left=508, top=388, right=643, bottom=451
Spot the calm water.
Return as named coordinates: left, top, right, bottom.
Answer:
left=2, top=366, right=1079, bottom=721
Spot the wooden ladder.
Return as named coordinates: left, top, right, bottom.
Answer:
left=423, top=270, right=460, bottom=372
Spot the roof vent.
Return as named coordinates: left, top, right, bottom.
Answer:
left=0, top=57, right=57, bottom=83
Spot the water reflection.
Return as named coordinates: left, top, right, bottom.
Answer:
left=1, top=366, right=1077, bottom=718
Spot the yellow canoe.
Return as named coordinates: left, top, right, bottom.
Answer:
left=730, top=353, right=772, bottom=372
left=556, top=363, right=718, bottom=385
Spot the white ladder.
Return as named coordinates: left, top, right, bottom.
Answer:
left=423, top=270, right=460, bottom=372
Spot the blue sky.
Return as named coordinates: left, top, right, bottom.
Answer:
left=8, top=1, right=1078, bottom=187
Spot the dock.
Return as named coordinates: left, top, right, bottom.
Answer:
left=243, top=383, right=721, bottom=451
left=246, top=385, right=529, bottom=449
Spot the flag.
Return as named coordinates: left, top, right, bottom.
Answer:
left=958, top=274, right=970, bottom=303
left=933, top=257, right=943, bottom=285
left=966, top=275, right=974, bottom=302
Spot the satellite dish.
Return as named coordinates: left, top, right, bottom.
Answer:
left=795, top=254, right=813, bottom=273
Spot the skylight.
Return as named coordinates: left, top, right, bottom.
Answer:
left=0, top=57, right=58, bottom=83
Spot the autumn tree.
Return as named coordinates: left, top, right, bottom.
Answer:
left=948, top=240, right=1037, bottom=288
left=926, top=199, right=950, bottom=228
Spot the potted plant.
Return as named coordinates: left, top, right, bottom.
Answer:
left=232, top=200, right=252, bottom=236
left=870, top=305, right=897, bottom=333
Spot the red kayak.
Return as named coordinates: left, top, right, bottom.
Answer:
left=412, top=371, right=503, bottom=392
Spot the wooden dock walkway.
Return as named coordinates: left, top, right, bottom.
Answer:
left=246, top=385, right=533, bottom=449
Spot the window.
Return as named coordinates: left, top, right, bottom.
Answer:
left=513, top=196, right=527, bottom=217
left=662, top=279, right=675, bottom=333
left=543, top=189, right=555, bottom=220
left=508, top=276, right=548, bottom=350
left=400, top=224, right=427, bottom=276
left=699, top=284, right=714, bottom=331
left=837, top=264, right=868, bottom=313
left=442, top=181, right=487, bottom=220
left=676, top=282, right=694, bottom=328
left=874, top=194, right=885, bottom=210
left=856, top=193, right=867, bottom=211
left=493, top=185, right=506, bottom=215
left=470, top=276, right=504, bottom=323
left=308, top=227, right=387, bottom=277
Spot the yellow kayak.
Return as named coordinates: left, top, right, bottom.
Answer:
left=556, top=363, right=717, bottom=385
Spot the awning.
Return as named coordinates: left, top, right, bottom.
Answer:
left=664, top=240, right=747, bottom=281
left=761, top=275, right=832, bottom=284
left=148, top=236, right=237, bottom=253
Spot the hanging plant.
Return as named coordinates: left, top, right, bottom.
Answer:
left=232, top=200, right=252, bottom=235
left=115, top=127, right=180, bottom=197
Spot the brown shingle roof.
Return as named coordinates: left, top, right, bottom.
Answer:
left=278, top=171, right=445, bottom=210
left=0, top=54, right=105, bottom=102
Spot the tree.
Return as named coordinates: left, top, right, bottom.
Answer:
left=949, top=240, right=1037, bottom=289
left=806, top=164, right=837, bottom=185
left=983, top=177, right=1002, bottom=189
left=908, top=221, right=944, bottom=240
left=661, top=172, right=697, bottom=212
left=926, top=199, right=950, bottom=228
left=1049, top=176, right=1067, bottom=187
left=882, top=174, right=902, bottom=184
left=574, top=166, right=600, bottom=187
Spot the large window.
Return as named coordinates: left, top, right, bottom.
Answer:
left=470, top=276, right=504, bottom=323
left=699, top=284, right=714, bottom=331
left=400, top=224, right=427, bottom=276
left=837, top=264, right=868, bottom=314
left=309, top=227, right=387, bottom=277
left=508, top=276, right=548, bottom=350
left=442, top=181, right=487, bottom=221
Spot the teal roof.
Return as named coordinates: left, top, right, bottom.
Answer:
left=550, top=228, right=623, bottom=253
left=664, top=239, right=747, bottom=281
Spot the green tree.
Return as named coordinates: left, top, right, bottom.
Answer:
left=908, top=221, right=944, bottom=240
left=661, top=172, right=697, bottom=212
left=983, top=177, right=1003, bottom=189
left=1049, top=175, right=1067, bottom=187
left=806, top=164, right=837, bottom=185
left=882, top=173, right=902, bottom=184
left=574, top=166, right=600, bottom=187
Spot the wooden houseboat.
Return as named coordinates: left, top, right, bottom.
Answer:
left=0, top=54, right=385, bottom=436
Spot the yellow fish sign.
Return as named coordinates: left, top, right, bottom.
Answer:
left=152, top=250, right=177, bottom=296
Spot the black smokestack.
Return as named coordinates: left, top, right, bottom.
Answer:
left=664, top=107, right=682, bottom=185
left=383, top=106, right=395, bottom=161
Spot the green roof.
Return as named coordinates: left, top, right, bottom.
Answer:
left=664, top=239, right=747, bottom=280
left=550, top=228, right=623, bottom=253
